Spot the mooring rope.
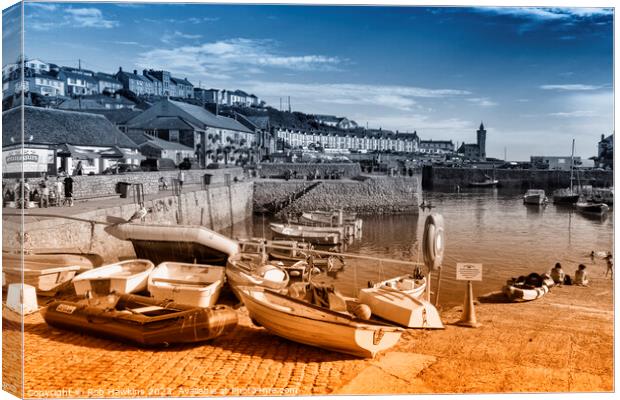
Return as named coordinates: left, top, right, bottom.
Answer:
left=3, top=212, right=115, bottom=226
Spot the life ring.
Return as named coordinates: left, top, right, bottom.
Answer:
left=423, top=213, right=445, bottom=270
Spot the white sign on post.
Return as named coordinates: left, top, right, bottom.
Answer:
left=456, top=263, right=483, bottom=281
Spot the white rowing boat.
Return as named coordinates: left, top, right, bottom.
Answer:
left=105, top=224, right=240, bottom=266
left=358, top=276, right=443, bottom=329
left=72, top=259, right=155, bottom=296
left=2, top=262, right=82, bottom=296
left=226, top=254, right=290, bottom=299
left=148, top=262, right=225, bottom=307
left=269, top=223, right=341, bottom=245
left=237, top=286, right=403, bottom=358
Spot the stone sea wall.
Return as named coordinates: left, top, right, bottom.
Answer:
left=256, top=163, right=362, bottom=179
left=425, top=166, right=613, bottom=190
left=3, top=168, right=245, bottom=200
left=254, top=175, right=422, bottom=215
left=3, top=181, right=253, bottom=262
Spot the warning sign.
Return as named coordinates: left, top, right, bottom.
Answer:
left=456, top=263, right=483, bottom=281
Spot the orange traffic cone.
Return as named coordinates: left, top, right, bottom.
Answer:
left=456, top=280, right=481, bottom=328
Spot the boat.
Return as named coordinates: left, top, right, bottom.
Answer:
left=269, top=223, right=341, bottom=245
left=502, top=273, right=554, bottom=302
left=40, top=293, right=238, bottom=346
left=105, top=224, right=240, bottom=266
left=575, top=197, right=609, bottom=215
left=226, top=254, right=290, bottom=299
left=523, top=189, right=548, bottom=205
left=266, top=240, right=331, bottom=267
left=590, top=187, right=613, bottom=206
left=553, top=139, right=580, bottom=204
left=2, top=251, right=103, bottom=271
left=72, top=259, right=155, bottom=296
left=469, top=178, right=498, bottom=188
left=237, top=286, right=404, bottom=358
left=148, top=262, right=226, bottom=308
left=2, top=262, right=81, bottom=296
left=300, top=211, right=363, bottom=232
left=358, top=275, right=444, bottom=329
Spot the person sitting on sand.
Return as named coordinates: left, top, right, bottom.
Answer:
left=574, top=264, right=589, bottom=286
left=550, top=263, right=565, bottom=285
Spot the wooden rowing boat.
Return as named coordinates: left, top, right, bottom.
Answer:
left=237, top=286, right=403, bottom=358
left=41, top=293, right=238, bottom=346
left=226, top=254, right=290, bottom=299
left=148, top=262, right=225, bottom=308
left=105, top=224, right=240, bottom=266
left=72, top=259, right=155, bottom=296
left=358, top=276, right=443, bottom=329
left=2, top=261, right=81, bottom=296
left=269, top=223, right=341, bottom=245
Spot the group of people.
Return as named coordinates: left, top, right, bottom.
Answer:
left=550, top=252, right=613, bottom=287
left=3, top=175, right=74, bottom=208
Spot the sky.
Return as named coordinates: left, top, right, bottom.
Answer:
left=3, top=2, right=614, bottom=160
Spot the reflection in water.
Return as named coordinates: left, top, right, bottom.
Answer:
left=229, top=188, right=613, bottom=307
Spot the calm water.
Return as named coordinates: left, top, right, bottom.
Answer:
left=228, top=188, right=614, bottom=307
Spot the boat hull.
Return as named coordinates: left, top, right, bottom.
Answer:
left=148, top=262, right=225, bottom=308
left=40, top=294, right=238, bottom=346
left=238, top=287, right=403, bottom=358
left=269, top=224, right=341, bottom=245
left=2, top=263, right=81, bottom=296
left=576, top=202, right=609, bottom=215
left=72, top=259, right=154, bottom=296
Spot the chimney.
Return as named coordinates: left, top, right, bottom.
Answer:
left=118, top=66, right=123, bottom=72
left=133, top=69, right=137, bottom=75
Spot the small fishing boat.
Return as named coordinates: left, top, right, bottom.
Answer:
left=72, top=259, right=155, bottom=296
left=552, top=188, right=580, bottom=204
left=105, top=224, right=240, bottom=266
left=358, top=275, right=443, bottom=329
left=226, top=254, right=290, bottom=299
left=502, top=273, right=554, bottom=302
left=269, top=223, right=341, bottom=245
left=2, top=251, right=102, bottom=271
left=469, top=178, right=499, bottom=188
left=575, top=196, right=609, bottom=215
left=2, top=262, right=81, bottom=296
left=590, top=187, right=613, bottom=205
left=148, top=262, right=226, bottom=308
left=523, top=189, right=548, bottom=205
left=237, top=286, right=403, bottom=358
left=41, top=293, right=238, bottom=346
left=300, top=211, right=363, bottom=232
left=266, top=240, right=331, bottom=267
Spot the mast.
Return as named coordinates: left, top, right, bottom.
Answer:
left=569, top=139, right=575, bottom=192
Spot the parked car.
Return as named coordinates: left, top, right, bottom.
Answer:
left=140, top=158, right=177, bottom=171
left=102, top=163, right=143, bottom=174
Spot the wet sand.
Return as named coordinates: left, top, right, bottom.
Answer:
left=3, top=269, right=613, bottom=397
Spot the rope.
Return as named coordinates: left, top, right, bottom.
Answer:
left=3, top=212, right=115, bottom=226
left=265, top=243, right=424, bottom=267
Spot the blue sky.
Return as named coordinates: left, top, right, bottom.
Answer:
left=4, top=3, right=615, bottom=160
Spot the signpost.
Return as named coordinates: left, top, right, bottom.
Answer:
left=455, top=263, right=482, bottom=328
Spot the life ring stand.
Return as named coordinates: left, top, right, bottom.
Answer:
left=423, top=213, right=445, bottom=271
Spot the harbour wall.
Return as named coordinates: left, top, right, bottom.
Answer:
left=423, top=166, right=613, bottom=190
left=3, top=168, right=246, bottom=200
left=256, top=163, right=362, bottom=179
left=3, top=181, right=253, bottom=262
left=253, top=175, right=422, bottom=215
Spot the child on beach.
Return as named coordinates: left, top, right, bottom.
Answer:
left=574, top=264, right=589, bottom=286
left=550, top=263, right=565, bottom=286
left=605, top=254, right=613, bottom=279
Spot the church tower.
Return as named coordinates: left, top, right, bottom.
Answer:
left=477, top=122, right=486, bottom=160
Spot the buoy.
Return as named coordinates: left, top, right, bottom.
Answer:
left=7, top=283, right=39, bottom=315
left=456, top=280, right=480, bottom=328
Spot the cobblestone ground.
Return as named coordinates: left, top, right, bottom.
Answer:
left=17, top=307, right=371, bottom=398
left=2, top=316, right=24, bottom=398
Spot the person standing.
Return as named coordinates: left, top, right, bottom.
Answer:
left=39, top=177, right=49, bottom=208
left=64, top=175, right=74, bottom=207
left=55, top=177, right=64, bottom=206
left=178, top=170, right=185, bottom=191
left=605, top=254, right=613, bottom=279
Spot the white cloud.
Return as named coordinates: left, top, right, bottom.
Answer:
left=466, top=97, right=498, bottom=107
left=479, top=7, right=613, bottom=21
left=236, top=80, right=470, bottom=112
left=161, top=31, right=202, bottom=45
left=549, top=110, right=596, bottom=117
left=540, top=84, right=604, bottom=91
left=26, top=6, right=118, bottom=31
left=137, top=38, right=344, bottom=79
